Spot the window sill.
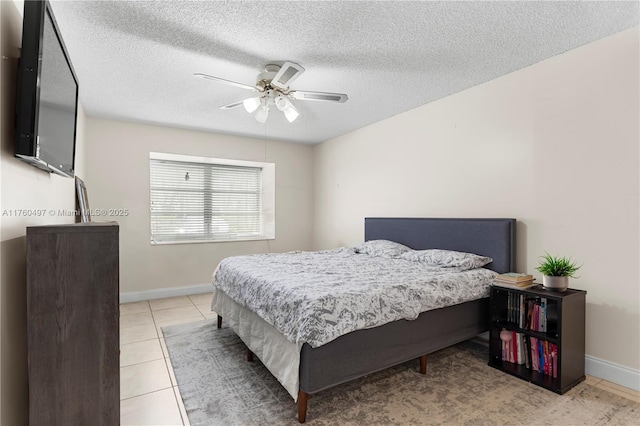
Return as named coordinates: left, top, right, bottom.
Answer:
left=151, top=236, right=275, bottom=245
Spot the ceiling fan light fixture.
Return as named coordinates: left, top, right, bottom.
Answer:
left=243, top=97, right=261, bottom=113
left=254, top=100, right=269, bottom=123
left=283, top=103, right=300, bottom=123
left=275, top=94, right=290, bottom=111
left=196, top=61, right=347, bottom=125
left=255, top=108, right=269, bottom=123
left=274, top=94, right=299, bottom=122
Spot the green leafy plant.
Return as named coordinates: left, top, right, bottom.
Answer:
left=536, top=253, right=581, bottom=278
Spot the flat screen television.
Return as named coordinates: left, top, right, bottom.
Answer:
left=15, top=0, right=78, bottom=178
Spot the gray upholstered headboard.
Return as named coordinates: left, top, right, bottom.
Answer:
left=364, top=218, right=516, bottom=274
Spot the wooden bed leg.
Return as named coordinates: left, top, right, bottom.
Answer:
left=217, top=315, right=222, bottom=329
left=247, top=348, right=254, bottom=362
left=419, top=354, right=427, bottom=374
left=297, top=390, right=308, bottom=423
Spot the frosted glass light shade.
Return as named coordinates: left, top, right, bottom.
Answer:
left=283, top=104, right=300, bottom=122
left=243, top=97, right=261, bottom=113
left=254, top=105, right=269, bottom=123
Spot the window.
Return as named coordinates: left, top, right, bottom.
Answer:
left=149, top=152, right=275, bottom=244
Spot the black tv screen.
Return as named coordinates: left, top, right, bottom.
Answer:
left=15, top=0, right=78, bottom=178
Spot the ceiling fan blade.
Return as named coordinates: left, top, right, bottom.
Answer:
left=219, top=100, right=245, bottom=110
left=194, top=73, right=257, bottom=91
left=270, top=61, right=305, bottom=90
left=291, top=90, right=348, bottom=103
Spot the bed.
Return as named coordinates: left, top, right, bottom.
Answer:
left=211, top=217, right=516, bottom=422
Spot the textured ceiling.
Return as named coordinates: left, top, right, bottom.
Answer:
left=48, top=0, right=638, bottom=144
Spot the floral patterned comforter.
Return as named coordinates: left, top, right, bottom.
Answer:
left=212, top=247, right=496, bottom=348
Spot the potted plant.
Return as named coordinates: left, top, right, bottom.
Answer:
left=535, top=253, right=581, bottom=292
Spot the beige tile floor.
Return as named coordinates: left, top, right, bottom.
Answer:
left=120, top=293, right=216, bottom=426
left=120, top=294, right=640, bottom=425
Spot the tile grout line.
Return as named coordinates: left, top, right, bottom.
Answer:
left=118, top=294, right=208, bottom=424
left=120, top=337, right=161, bottom=346
left=172, top=385, right=189, bottom=426
left=150, top=300, right=188, bottom=425
left=120, top=300, right=152, bottom=319
left=149, top=297, right=198, bottom=312
left=120, top=299, right=182, bottom=419
left=173, top=384, right=191, bottom=426
left=120, top=385, right=174, bottom=402
left=120, top=356, right=166, bottom=369
left=149, top=304, right=198, bottom=313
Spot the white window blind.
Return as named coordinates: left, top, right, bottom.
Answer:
left=150, top=153, right=275, bottom=244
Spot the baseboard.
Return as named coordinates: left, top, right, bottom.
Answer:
left=586, top=354, right=640, bottom=391
left=120, top=283, right=212, bottom=304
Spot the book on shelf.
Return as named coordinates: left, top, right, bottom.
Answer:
left=501, top=331, right=527, bottom=366
left=527, top=297, right=548, bottom=332
left=500, top=341, right=559, bottom=379
left=539, top=298, right=547, bottom=332
left=498, top=307, right=557, bottom=377
left=495, top=272, right=534, bottom=283
left=498, top=291, right=550, bottom=334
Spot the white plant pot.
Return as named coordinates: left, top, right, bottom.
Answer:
left=542, top=275, right=569, bottom=292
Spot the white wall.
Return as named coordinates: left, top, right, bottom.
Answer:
left=313, top=27, right=639, bottom=375
left=0, top=1, right=87, bottom=422
left=84, top=117, right=314, bottom=295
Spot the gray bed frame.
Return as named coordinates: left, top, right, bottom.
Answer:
left=217, top=218, right=516, bottom=422
left=296, top=217, right=516, bottom=422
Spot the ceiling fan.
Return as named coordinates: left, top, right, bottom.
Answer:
left=194, top=61, right=348, bottom=123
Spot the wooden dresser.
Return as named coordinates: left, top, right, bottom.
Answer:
left=27, top=222, right=119, bottom=425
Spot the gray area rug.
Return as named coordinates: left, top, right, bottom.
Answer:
left=163, top=319, right=639, bottom=425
